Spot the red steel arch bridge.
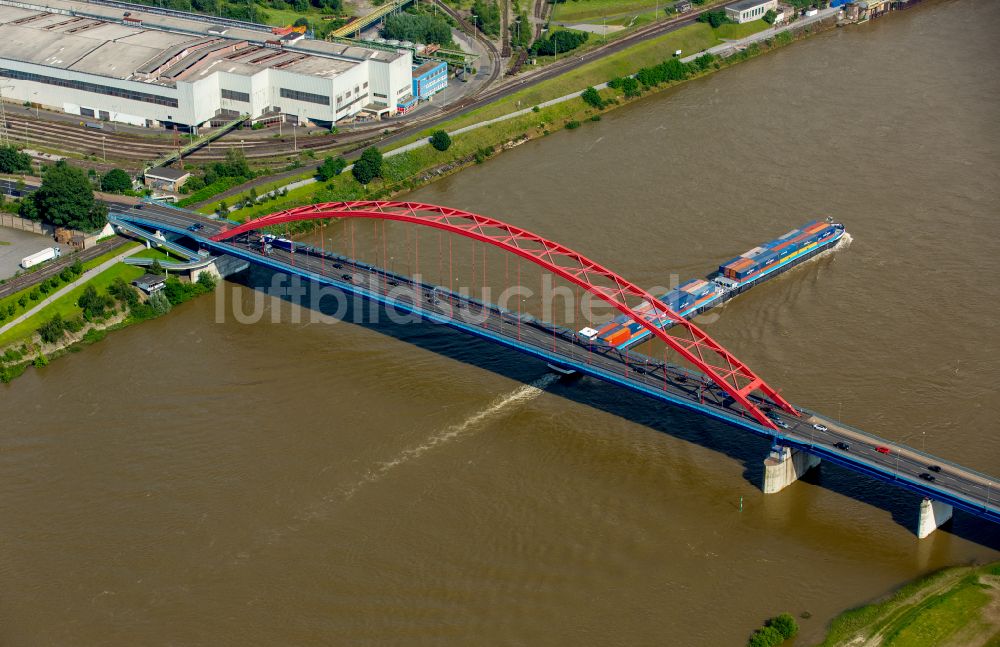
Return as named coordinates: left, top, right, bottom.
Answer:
left=110, top=200, right=999, bottom=537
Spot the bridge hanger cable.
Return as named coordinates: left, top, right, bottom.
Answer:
left=212, top=202, right=796, bottom=429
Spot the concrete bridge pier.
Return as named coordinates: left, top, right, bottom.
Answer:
left=763, top=444, right=821, bottom=494
left=917, top=497, right=953, bottom=539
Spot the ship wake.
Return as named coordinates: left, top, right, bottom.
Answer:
left=340, top=373, right=560, bottom=499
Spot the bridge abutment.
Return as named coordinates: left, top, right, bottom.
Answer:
left=762, top=445, right=821, bottom=494
left=917, top=498, right=953, bottom=539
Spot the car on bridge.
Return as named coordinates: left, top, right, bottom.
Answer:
left=835, top=441, right=850, bottom=450
left=767, top=413, right=789, bottom=429
left=876, top=446, right=891, bottom=455
left=813, top=423, right=829, bottom=432
left=919, top=472, right=936, bottom=482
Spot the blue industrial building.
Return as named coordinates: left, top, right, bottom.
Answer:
left=411, top=61, right=448, bottom=101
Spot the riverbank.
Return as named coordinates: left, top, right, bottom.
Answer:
left=0, top=263, right=215, bottom=383
left=0, top=9, right=857, bottom=382
left=818, top=561, right=1000, bottom=646
left=200, top=10, right=840, bottom=221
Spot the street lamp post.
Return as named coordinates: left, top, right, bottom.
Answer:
left=893, top=431, right=920, bottom=478
left=101, top=135, right=106, bottom=162
left=0, top=85, right=9, bottom=147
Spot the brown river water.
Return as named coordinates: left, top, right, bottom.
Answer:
left=2, top=1, right=999, bottom=644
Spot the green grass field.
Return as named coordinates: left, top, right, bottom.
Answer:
left=404, top=22, right=722, bottom=138
left=715, top=19, right=771, bottom=40
left=82, top=242, right=141, bottom=272
left=818, top=562, right=1000, bottom=647
left=132, top=247, right=187, bottom=262
left=0, top=263, right=144, bottom=347
left=552, top=0, right=667, bottom=23
left=258, top=6, right=333, bottom=28
left=0, top=243, right=134, bottom=323
left=196, top=170, right=317, bottom=216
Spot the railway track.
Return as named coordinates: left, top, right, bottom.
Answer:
left=1, top=2, right=716, bottom=169
left=0, top=237, right=131, bottom=300
left=501, top=0, right=511, bottom=58
left=2, top=114, right=396, bottom=164
left=430, top=0, right=503, bottom=88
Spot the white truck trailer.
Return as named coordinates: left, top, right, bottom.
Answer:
left=20, top=246, right=61, bottom=269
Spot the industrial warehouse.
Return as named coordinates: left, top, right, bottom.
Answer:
left=0, top=0, right=425, bottom=130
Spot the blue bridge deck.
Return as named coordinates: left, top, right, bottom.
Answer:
left=112, top=205, right=1000, bottom=529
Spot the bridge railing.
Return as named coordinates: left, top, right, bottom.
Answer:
left=799, top=405, right=997, bottom=485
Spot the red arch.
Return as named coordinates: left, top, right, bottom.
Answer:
left=213, top=201, right=797, bottom=429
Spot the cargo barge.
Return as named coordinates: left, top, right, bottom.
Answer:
left=579, top=219, right=846, bottom=350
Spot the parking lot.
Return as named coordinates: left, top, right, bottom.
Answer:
left=0, top=226, right=55, bottom=279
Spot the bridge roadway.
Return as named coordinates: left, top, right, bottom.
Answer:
left=113, top=205, right=1000, bottom=528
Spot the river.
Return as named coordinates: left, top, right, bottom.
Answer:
left=2, top=1, right=999, bottom=644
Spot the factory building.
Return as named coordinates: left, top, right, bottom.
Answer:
left=0, top=0, right=417, bottom=130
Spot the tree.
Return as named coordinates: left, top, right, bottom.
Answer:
left=0, top=145, right=32, bottom=174
left=766, top=614, right=798, bottom=640
left=150, top=259, right=165, bottom=276
left=213, top=147, right=252, bottom=179
left=24, top=161, right=107, bottom=231
left=316, top=156, right=347, bottom=181
left=108, top=276, right=139, bottom=308
left=693, top=53, right=717, bottom=70
left=747, top=626, right=784, bottom=647
left=581, top=87, right=605, bottom=109
left=381, top=13, right=453, bottom=46
left=512, top=10, right=531, bottom=49
left=430, top=130, right=452, bottom=152
left=37, top=313, right=66, bottom=344
left=100, top=168, right=133, bottom=194
left=148, top=290, right=172, bottom=316
left=471, top=0, right=501, bottom=37
left=196, top=271, right=217, bottom=291
left=697, top=10, right=731, bottom=28
left=352, top=146, right=383, bottom=185
left=532, top=30, right=588, bottom=57
left=78, top=284, right=113, bottom=319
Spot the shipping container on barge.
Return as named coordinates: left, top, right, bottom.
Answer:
left=579, top=219, right=846, bottom=350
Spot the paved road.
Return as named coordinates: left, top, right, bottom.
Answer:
left=0, top=227, right=49, bottom=280
left=108, top=204, right=999, bottom=522
left=0, top=244, right=142, bottom=338
left=246, top=238, right=1000, bottom=517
